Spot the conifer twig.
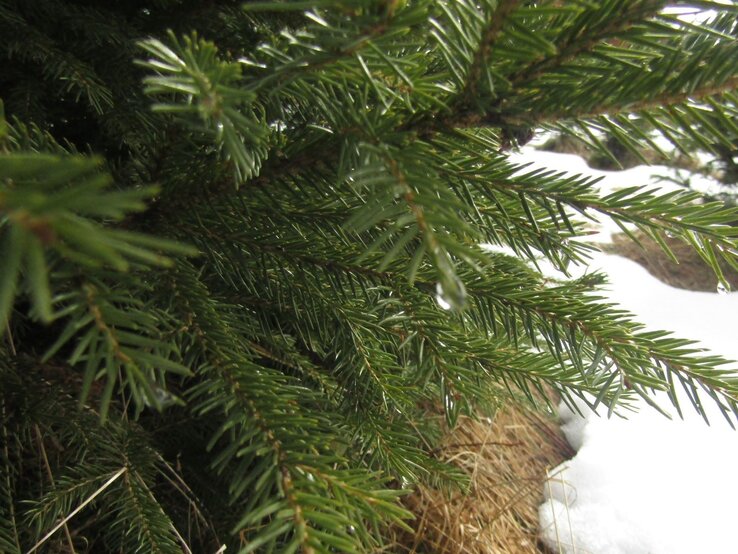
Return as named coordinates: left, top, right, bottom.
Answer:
left=461, top=0, right=522, bottom=103
left=508, top=0, right=665, bottom=87
left=26, top=467, right=127, bottom=554
left=34, top=425, right=76, bottom=554
left=534, top=75, right=738, bottom=124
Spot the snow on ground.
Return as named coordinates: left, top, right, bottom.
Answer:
left=539, top=254, right=738, bottom=554
left=512, top=147, right=738, bottom=554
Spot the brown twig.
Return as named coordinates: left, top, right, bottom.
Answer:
left=5, top=319, right=16, bottom=356
left=432, top=440, right=523, bottom=454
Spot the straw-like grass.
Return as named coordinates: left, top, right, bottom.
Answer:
left=390, top=405, right=574, bottom=553
left=387, top=229, right=733, bottom=553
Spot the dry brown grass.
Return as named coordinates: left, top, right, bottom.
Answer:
left=607, top=232, right=738, bottom=292
left=385, top=229, right=733, bottom=553
left=389, top=404, right=574, bottom=554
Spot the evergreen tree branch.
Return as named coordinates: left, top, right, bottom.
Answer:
left=0, top=4, right=114, bottom=114
left=27, top=467, right=128, bottom=554
left=170, top=262, right=410, bottom=552
left=241, top=1, right=405, bottom=94
left=507, top=0, right=666, bottom=89
left=116, top=468, right=182, bottom=554
left=42, top=278, right=191, bottom=421
left=34, top=425, right=76, bottom=553
left=536, top=76, right=738, bottom=125
left=138, top=32, right=270, bottom=183
left=460, top=0, right=522, bottom=104
left=7, top=3, right=738, bottom=551
left=183, top=205, right=677, bottom=418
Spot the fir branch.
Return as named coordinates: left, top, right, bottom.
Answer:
left=34, top=425, right=76, bottom=553
left=27, top=467, right=128, bottom=554
left=242, top=3, right=402, bottom=94
left=0, top=4, right=114, bottom=114
left=42, top=278, right=191, bottom=420
left=117, top=469, right=181, bottom=554
left=461, top=0, right=523, bottom=103
left=171, top=262, right=410, bottom=552
left=536, top=76, right=738, bottom=124
left=508, top=0, right=667, bottom=88
left=7, top=3, right=738, bottom=551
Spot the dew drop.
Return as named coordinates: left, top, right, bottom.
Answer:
left=143, top=386, right=177, bottom=409
left=435, top=278, right=467, bottom=311
left=445, top=396, right=455, bottom=412
left=435, top=282, right=452, bottom=310
left=347, top=525, right=356, bottom=535
left=717, top=282, right=730, bottom=295
left=155, top=388, right=176, bottom=406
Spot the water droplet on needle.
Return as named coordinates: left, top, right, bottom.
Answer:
left=435, top=277, right=467, bottom=311
left=435, top=282, right=452, bottom=310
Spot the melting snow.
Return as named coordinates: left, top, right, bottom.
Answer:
left=514, top=146, right=738, bottom=554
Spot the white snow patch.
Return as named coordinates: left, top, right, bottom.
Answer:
left=540, top=255, right=738, bottom=554
left=523, top=149, right=738, bottom=554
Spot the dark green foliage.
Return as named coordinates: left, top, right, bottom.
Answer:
left=3, top=1, right=738, bottom=552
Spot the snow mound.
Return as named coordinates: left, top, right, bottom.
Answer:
left=515, top=147, right=738, bottom=554
left=538, top=254, right=738, bottom=554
